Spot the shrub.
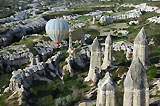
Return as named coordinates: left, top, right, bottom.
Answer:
left=147, top=64, right=157, bottom=79
left=55, top=87, right=85, bottom=106
left=29, top=88, right=37, bottom=95
left=44, top=95, right=53, bottom=105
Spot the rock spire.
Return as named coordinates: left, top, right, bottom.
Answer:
left=133, top=27, right=150, bottom=67
left=68, top=32, right=73, bottom=53
left=85, top=37, right=101, bottom=83
left=81, top=28, right=86, bottom=46
left=101, top=35, right=113, bottom=70
left=123, top=58, right=149, bottom=106
left=96, top=72, right=116, bottom=106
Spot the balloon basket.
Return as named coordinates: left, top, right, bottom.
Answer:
left=54, top=42, right=61, bottom=48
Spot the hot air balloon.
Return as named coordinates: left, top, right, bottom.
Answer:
left=45, top=19, right=69, bottom=44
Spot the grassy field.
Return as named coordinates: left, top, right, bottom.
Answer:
left=43, top=7, right=93, bottom=21
left=118, top=6, right=135, bottom=13
left=43, top=1, right=116, bottom=21
left=65, top=27, right=99, bottom=42
left=77, top=16, right=92, bottom=21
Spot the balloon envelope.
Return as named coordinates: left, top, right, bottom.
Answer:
left=45, top=19, right=69, bottom=44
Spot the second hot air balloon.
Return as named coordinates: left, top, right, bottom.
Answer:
left=45, top=19, right=69, bottom=44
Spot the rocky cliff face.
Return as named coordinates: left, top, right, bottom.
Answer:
left=0, top=17, right=47, bottom=47
left=0, top=47, right=33, bottom=74
left=64, top=47, right=90, bottom=75
left=6, top=52, right=64, bottom=105
left=0, top=39, right=59, bottom=74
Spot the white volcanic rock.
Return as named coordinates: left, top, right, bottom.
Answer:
left=3, top=87, right=10, bottom=93
left=96, top=72, right=116, bottom=106
left=47, top=59, right=55, bottom=70
left=14, top=11, right=29, bottom=20
left=30, top=55, right=39, bottom=66
left=115, top=30, right=128, bottom=37
left=113, top=40, right=133, bottom=60
left=93, top=16, right=96, bottom=24
left=136, top=3, right=158, bottom=12
left=63, top=56, right=74, bottom=74
left=8, top=52, right=64, bottom=105
left=113, top=40, right=133, bottom=51
left=32, top=9, right=42, bottom=16
left=101, top=35, right=113, bottom=70
left=73, top=48, right=89, bottom=68
left=147, top=16, right=160, bottom=24
left=129, top=20, right=139, bottom=25
left=85, top=86, right=97, bottom=99
left=79, top=100, right=96, bottom=106
left=150, top=80, right=160, bottom=96
left=50, top=72, right=56, bottom=78
left=113, top=9, right=142, bottom=20
left=126, top=48, right=132, bottom=60
left=68, top=32, right=73, bottom=53
left=64, top=47, right=90, bottom=76
left=106, top=16, right=114, bottom=24
left=0, top=17, right=47, bottom=47
left=121, top=3, right=158, bottom=12
left=99, top=16, right=106, bottom=24
left=99, top=16, right=114, bottom=24
left=121, top=3, right=135, bottom=8
left=34, top=41, right=56, bottom=61
left=133, top=27, right=150, bottom=67
left=85, top=37, right=101, bottom=83
left=51, top=6, right=68, bottom=12
left=0, top=47, right=33, bottom=73
left=0, top=10, right=30, bottom=24
left=123, top=58, right=149, bottom=106
left=81, top=29, right=86, bottom=46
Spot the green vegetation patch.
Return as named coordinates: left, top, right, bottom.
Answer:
left=29, top=74, right=90, bottom=106
left=71, top=28, right=82, bottom=41
left=111, top=66, right=128, bottom=84
left=126, top=12, right=160, bottom=43
left=77, top=16, right=92, bottom=21
left=70, top=28, right=99, bottom=42
left=85, top=28, right=100, bottom=37
left=12, top=35, right=51, bottom=55
left=0, top=74, right=11, bottom=90
left=113, top=51, right=131, bottom=67
left=43, top=7, right=93, bottom=20
left=113, top=36, right=128, bottom=42
left=149, top=45, right=160, bottom=64
left=0, top=91, right=19, bottom=106
left=12, top=36, right=40, bottom=48
left=115, top=87, right=124, bottom=106
left=147, top=64, right=157, bottom=79
left=118, top=7, right=135, bottom=13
